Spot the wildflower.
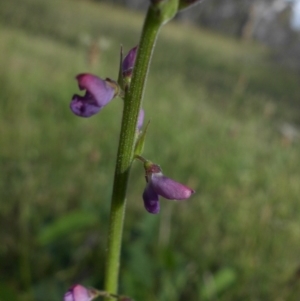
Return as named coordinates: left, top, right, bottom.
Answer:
left=64, top=284, right=98, bottom=301
left=70, top=73, right=119, bottom=117
left=122, top=46, right=138, bottom=79
left=143, top=162, right=195, bottom=214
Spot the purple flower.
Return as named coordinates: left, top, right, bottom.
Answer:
left=64, top=285, right=98, bottom=301
left=143, top=163, right=195, bottom=214
left=122, top=46, right=138, bottom=79
left=70, top=74, right=119, bottom=117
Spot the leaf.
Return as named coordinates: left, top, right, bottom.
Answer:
left=37, top=210, right=98, bottom=246
left=200, top=268, right=237, bottom=300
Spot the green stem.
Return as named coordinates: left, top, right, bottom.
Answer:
left=104, top=6, right=162, bottom=297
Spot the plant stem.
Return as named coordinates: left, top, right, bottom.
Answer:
left=104, top=6, right=162, bottom=297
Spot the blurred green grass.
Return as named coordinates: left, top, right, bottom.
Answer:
left=1, top=0, right=300, bottom=300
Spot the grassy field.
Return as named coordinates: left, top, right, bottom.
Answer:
left=1, top=0, right=300, bottom=300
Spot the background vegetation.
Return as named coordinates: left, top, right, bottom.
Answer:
left=1, top=0, right=300, bottom=300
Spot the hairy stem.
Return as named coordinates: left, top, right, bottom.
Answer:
left=104, top=6, right=162, bottom=297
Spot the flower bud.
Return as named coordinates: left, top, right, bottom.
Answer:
left=150, top=0, right=179, bottom=25
left=134, top=110, right=150, bottom=157
left=122, top=46, right=138, bottom=87
left=64, top=285, right=98, bottom=301
left=122, top=46, right=138, bottom=78
left=137, top=109, right=144, bottom=131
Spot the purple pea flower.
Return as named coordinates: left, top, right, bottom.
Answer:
left=122, top=46, right=138, bottom=79
left=70, top=73, right=119, bottom=117
left=64, top=284, right=98, bottom=301
left=143, top=163, right=195, bottom=214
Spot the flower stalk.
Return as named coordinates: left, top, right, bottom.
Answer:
left=104, top=4, right=171, bottom=298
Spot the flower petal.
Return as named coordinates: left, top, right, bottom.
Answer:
left=64, top=285, right=92, bottom=301
left=150, top=173, right=195, bottom=200
left=70, top=93, right=102, bottom=117
left=143, top=183, right=160, bottom=214
left=76, top=74, right=115, bottom=107
left=70, top=74, right=116, bottom=117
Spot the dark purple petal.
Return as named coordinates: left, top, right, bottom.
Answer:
left=70, top=93, right=102, bottom=117
left=150, top=173, right=195, bottom=200
left=143, top=183, right=160, bottom=214
left=137, top=109, right=144, bottom=130
left=122, top=46, right=138, bottom=77
left=70, top=74, right=116, bottom=117
left=64, top=285, right=92, bottom=301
